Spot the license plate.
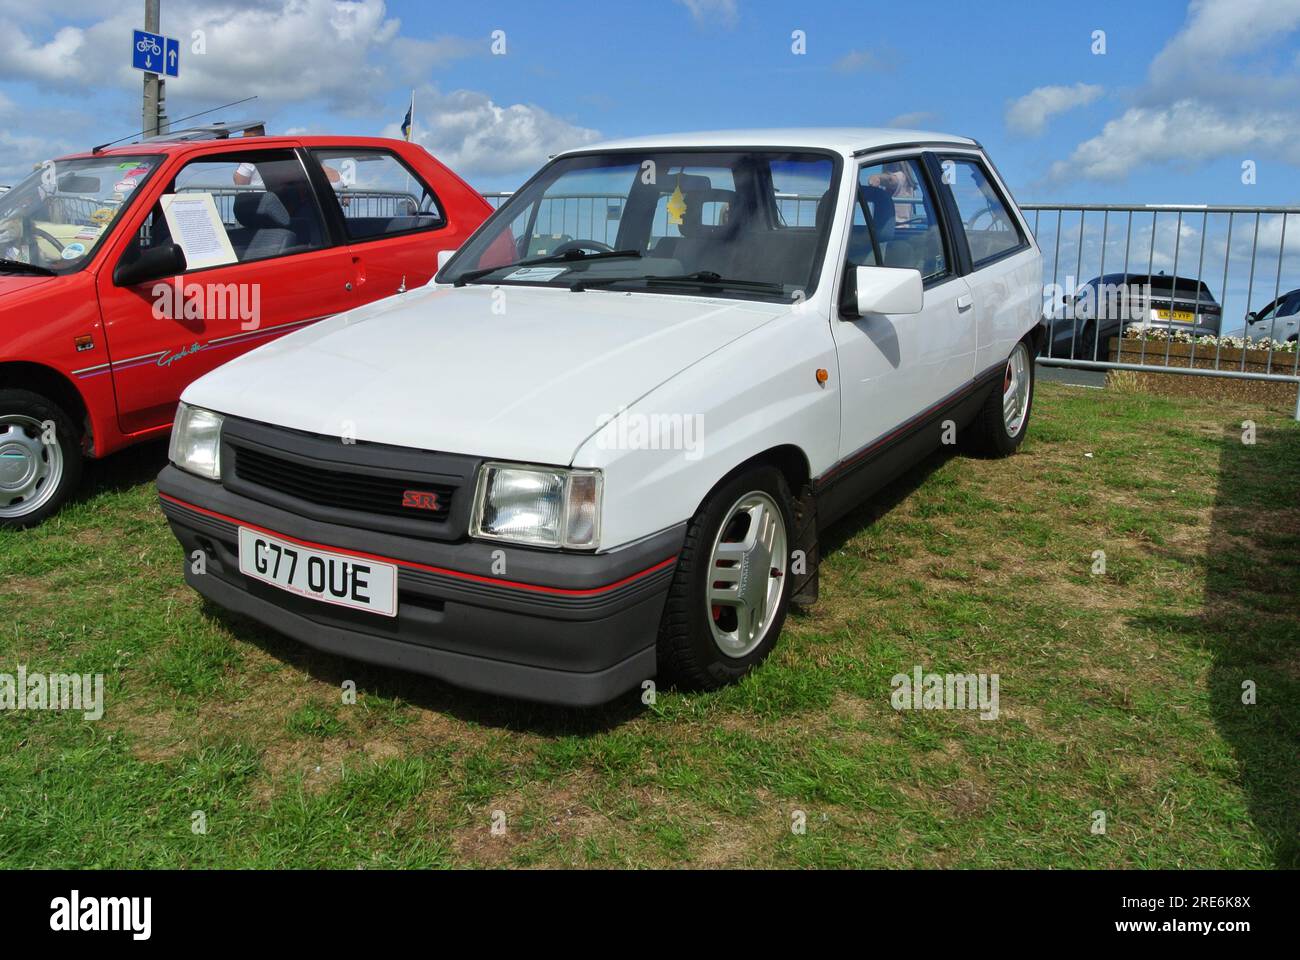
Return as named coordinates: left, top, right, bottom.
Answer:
left=1157, top=309, right=1195, bottom=322
left=237, top=527, right=397, bottom=617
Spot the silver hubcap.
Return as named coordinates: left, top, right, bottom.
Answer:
left=0, top=415, right=63, bottom=519
left=1002, top=343, right=1031, bottom=438
left=706, top=491, right=788, bottom=658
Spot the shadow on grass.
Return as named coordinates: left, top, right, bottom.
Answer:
left=1134, top=420, right=1300, bottom=868
left=200, top=600, right=647, bottom=738
left=73, top=438, right=169, bottom=503
left=817, top=445, right=957, bottom=560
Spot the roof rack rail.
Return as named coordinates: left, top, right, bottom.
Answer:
left=139, top=120, right=268, bottom=143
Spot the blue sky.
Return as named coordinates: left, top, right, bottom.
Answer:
left=2, top=0, right=1299, bottom=205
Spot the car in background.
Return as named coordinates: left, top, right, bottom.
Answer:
left=1245, top=288, right=1300, bottom=344
left=1047, top=272, right=1222, bottom=359
left=0, top=125, right=490, bottom=527
left=157, top=127, right=1044, bottom=705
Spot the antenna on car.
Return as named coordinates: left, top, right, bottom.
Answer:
left=91, top=96, right=260, bottom=153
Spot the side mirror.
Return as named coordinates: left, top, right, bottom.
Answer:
left=849, top=265, right=923, bottom=317
left=114, top=243, right=187, bottom=287
left=1245, top=311, right=1258, bottom=322
left=437, top=248, right=458, bottom=271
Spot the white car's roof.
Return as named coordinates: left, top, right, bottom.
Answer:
left=565, top=127, right=978, bottom=157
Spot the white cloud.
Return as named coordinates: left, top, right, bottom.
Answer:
left=833, top=49, right=894, bottom=74
left=885, top=111, right=937, bottom=129
left=1049, top=100, right=1296, bottom=182
left=1006, top=83, right=1102, bottom=136
left=676, top=0, right=738, bottom=27
left=389, top=86, right=601, bottom=180
left=0, top=25, right=90, bottom=85
left=0, top=128, right=74, bottom=184
left=1149, top=0, right=1300, bottom=95
left=0, top=1, right=470, bottom=110
left=1050, top=0, right=1300, bottom=181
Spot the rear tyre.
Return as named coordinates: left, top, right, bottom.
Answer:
left=1077, top=320, right=1098, bottom=361
left=966, top=340, right=1034, bottom=458
left=0, top=389, right=83, bottom=529
left=656, top=466, right=793, bottom=691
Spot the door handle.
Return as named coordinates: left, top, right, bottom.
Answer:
left=957, top=294, right=974, bottom=312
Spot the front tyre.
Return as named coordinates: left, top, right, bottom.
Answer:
left=967, top=340, right=1034, bottom=458
left=0, top=389, right=84, bottom=529
left=656, top=466, right=794, bottom=691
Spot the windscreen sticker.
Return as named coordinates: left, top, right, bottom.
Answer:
left=90, top=207, right=115, bottom=225
left=666, top=180, right=687, bottom=226
left=114, top=179, right=139, bottom=194
left=61, top=242, right=87, bottom=260
left=504, top=266, right=568, bottom=282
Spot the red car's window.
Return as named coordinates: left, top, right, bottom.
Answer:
left=309, top=148, right=445, bottom=241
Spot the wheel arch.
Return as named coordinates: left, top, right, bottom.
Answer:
left=705, top=443, right=812, bottom=508
left=694, top=442, right=820, bottom=607
left=0, top=362, right=92, bottom=452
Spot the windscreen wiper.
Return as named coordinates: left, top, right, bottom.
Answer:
left=0, top=258, right=56, bottom=277
left=571, top=270, right=785, bottom=293
left=452, top=248, right=641, bottom=286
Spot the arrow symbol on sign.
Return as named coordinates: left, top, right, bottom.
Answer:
left=145, top=55, right=153, bottom=68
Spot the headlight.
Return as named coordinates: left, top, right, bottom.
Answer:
left=471, top=462, right=602, bottom=549
left=168, top=403, right=224, bottom=480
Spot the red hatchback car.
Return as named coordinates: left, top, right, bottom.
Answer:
left=0, top=126, right=490, bottom=527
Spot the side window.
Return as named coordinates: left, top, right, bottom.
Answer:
left=941, top=158, right=1026, bottom=267
left=309, top=149, right=443, bottom=241
left=854, top=158, right=949, bottom=281
left=127, top=150, right=327, bottom=268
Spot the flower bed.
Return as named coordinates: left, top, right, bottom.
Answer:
left=1105, top=333, right=1300, bottom=409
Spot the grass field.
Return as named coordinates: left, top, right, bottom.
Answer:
left=1, top=381, right=1297, bottom=868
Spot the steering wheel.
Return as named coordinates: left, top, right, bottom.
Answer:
left=548, top=238, right=615, bottom=256
left=32, top=226, right=65, bottom=252
left=28, top=224, right=64, bottom=264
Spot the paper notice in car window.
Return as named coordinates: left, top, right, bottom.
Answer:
left=504, top=266, right=568, bottom=282
left=160, top=193, right=237, bottom=270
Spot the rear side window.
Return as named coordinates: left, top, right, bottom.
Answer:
left=309, top=149, right=443, bottom=241
left=941, top=158, right=1026, bottom=267
left=853, top=158, right=949, bottom=282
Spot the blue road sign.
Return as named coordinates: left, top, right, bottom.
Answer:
left=132, top=29, right=165, bottom=73
left=164, top=36, right=180, bottom=77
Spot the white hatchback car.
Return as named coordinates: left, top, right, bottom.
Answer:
left=158, top=129, right=1044, bottom=705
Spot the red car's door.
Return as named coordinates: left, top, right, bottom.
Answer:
left=97, top=147, right=359, bottom=435
left=303, top=145, right=489, bottom=299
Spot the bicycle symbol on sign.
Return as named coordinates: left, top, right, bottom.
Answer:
left=136, top=36, right=161, bottom=56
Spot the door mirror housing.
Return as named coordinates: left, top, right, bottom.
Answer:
left=114, top=243, right=188, bottom=288
left=847, top=265, right=923, bottom=317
